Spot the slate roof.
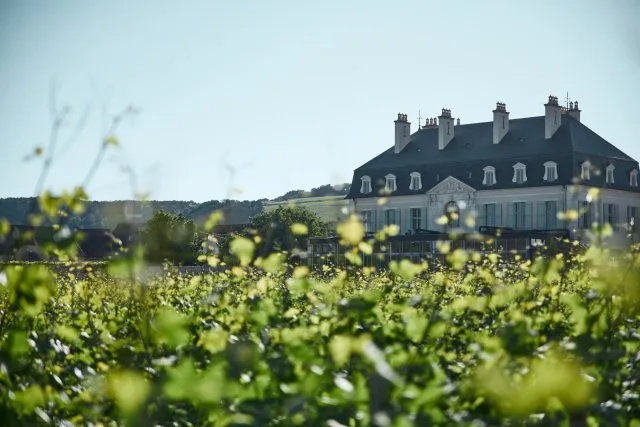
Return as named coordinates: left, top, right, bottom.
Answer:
left=348, top=114, right=639, bottom=198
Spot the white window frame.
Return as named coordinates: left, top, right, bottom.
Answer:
left=410, top=207, right=422, bottom=231
left=606, top=164, right=615, bottom=184
left=409, top=172, right=422, bottom=191
left=482, top=166, right=496, bottom=186
left=384, top=208, right=398, bottom=226
left=580, top=161, right=591, bottom=181
left=512, top=162, right=527, bottom=184
left=543, top=161, right=558, bottom=182
left=628, top=206, right=638, bottom=230
left=360, top=175, right=372, bottom=194
left=385, top=174, right=397, bottom=192
left=361, top=210, right=373, bottom=233
left=604, top=202, right=619, bottom=231
left=513, top=201, right=527, bottom=229
left=630, top=169, right=638, bottom=188
left=483, top=203, right=497, bottom=227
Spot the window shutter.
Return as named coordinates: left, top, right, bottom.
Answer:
left=496, top=204, right=503, bottom=227
left=506, top=203, right=515, bottom=228
left=536, top=202, right=545, bottom=229
left=477, top=205, right=485, bottom=228
left=406, top=208, right=411, bottom=233
left=525, top=202, right=533, bottom=229
left=425, top=207, right=429, bottom=231
left=550, top=201, right=558, bottom=228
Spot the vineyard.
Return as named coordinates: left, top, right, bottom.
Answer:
left=1, top=222, right=639, bottom=426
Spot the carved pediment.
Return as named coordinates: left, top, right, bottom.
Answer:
left=427, top=176, right=476, bottom=194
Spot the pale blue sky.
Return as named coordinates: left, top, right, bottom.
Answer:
left=1, top=0, right=638, bottom=202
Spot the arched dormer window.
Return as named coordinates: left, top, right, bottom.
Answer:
left=409, top=172, right=422, bottom=190
left=606, top=164, right=615, bottom=184
left=543, top=161, right=558, bottom=182
left=385, top=174, right=397, bottom=192
left=580, top=161, right=591, bottom=180
left=512, top=162, right=527, bottom=184
left=360, top=175, right=371, bottom=194
left=631, top=169, right=638, bottom=188
left=482, top=166, right=496, bottom=186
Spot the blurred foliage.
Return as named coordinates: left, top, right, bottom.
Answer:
left=1, top=190, right=640, bottom=426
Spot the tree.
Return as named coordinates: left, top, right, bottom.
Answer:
left=143, top=210, right=199, bottom=265
left=224, top=206, right=329, bottom=261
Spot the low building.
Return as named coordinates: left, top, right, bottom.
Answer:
left=263, top=195, right=351, bottom=229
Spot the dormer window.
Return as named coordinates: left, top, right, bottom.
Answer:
left=409, top=172, right=422, bottom=191
left=385, top=174, right=397, bottom=192
left=543, top=161, right=558, bottom=182
left=512, top=162, right=527, bottom=184
left=360, top=175, right=372, bottom=194
left=482, top=166, right=496, bottom=186
left=606, top=164, right=615, bottom=184
left=631, top=169, right=639, bottom=188
left=580, top=161, right=591, bottom=180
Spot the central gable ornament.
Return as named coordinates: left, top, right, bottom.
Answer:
left=427, top=175, right=476, bottom=195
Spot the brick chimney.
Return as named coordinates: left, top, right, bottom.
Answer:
left=438, top=108, right=454, bottom=150
left=492, top=102, right=509, bottom=144
left=394, top=113, right=411, bottom=154
left=545, top=95, right=561, bottom=139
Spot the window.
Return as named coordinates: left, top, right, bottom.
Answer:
left=628, top=206, right=638, bottom=232
left=508, top=202, right=530, bottom=229
left=630, top=169, right=638, bottom=187
left=444, top=201, right=460, bottom=227
left=384, top=174, right=397, bottom=192
left=483, top=203, right=498, bottom=227
left=578, top=201, right=592, bottom=229
left=361, top=210, right=373, bottom=233
left=360, top=176, right=371, bottom=194
left=604, top=203, right=619, bottom=231
left=410, top=208, right=422, bottom=231
left=512, top=163, right=527, bottom=184
left=606, top=164, right=615, bottom=184
left=580, top=161, right=591, bottom=180
left=409, top=172, right=422, bottom=191
left=483, top=166, right=496, bottom=186
left=385, top=209, right=398, bottom=226
left=537, top=201, right=557, bottom=229
left=543, top=161, right=558, bottom=182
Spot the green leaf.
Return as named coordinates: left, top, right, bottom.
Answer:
left=230, top=237, right=255, bottom=266
left=108, top=371, right=150, bottom=418
left=198, top=329, right=229, bottom=354
left=153, top=308, right=190, bottom=347
left=329, top=335, right=353, bottom=366
left=56, top=325, right=81, bottom=345
left=405, top=316, right=428, bottom=343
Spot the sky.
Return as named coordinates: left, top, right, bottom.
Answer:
left=1, top=0, right=639, bottom=202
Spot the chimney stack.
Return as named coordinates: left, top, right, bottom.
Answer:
left=394, top=113, right=411, bottom=154
left=492, top=102, right=509, bottom=144
left=544, top=95, right=561, bottom=139
left=567, top=100, right=581, bottom=122
left=438, top=108, right=454, bottom=150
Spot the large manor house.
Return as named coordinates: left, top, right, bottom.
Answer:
left=345, top=95, right=640, bottom=242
